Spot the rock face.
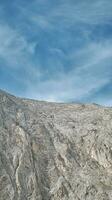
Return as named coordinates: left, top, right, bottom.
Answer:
left=0, top=90, right=112, bottom=200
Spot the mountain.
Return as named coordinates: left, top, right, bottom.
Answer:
left=0, top=90, right=112, bottom=200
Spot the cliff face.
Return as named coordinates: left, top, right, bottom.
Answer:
left=0, top=90, right=112, bottom=200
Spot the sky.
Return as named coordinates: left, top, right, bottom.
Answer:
left=0, top=0, right=112, bottom=106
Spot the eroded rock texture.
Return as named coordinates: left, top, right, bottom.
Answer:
left=0, top=90, right=112, bottom=200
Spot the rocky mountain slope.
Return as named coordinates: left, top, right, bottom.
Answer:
left=0, top=90, right=112, bottom=200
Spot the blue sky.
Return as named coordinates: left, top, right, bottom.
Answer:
left=0, top=0, right=112, bottom=105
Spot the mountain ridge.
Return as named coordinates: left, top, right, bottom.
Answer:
left=0, top=89, right=106, bottom=107
left=0, top=90, right=112, bottom=200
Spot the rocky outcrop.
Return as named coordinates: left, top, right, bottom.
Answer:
left=0, top=90, right=112, bottom=200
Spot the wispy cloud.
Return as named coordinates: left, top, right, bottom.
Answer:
left=0, top=24, right=33, bottom=67
left=0, top=0, right=112, bottom=105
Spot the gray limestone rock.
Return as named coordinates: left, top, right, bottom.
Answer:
left=0, top=90, right=112, bottom=200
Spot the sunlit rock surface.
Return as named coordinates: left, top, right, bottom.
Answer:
left=0, top=90, right=112, bottom=200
